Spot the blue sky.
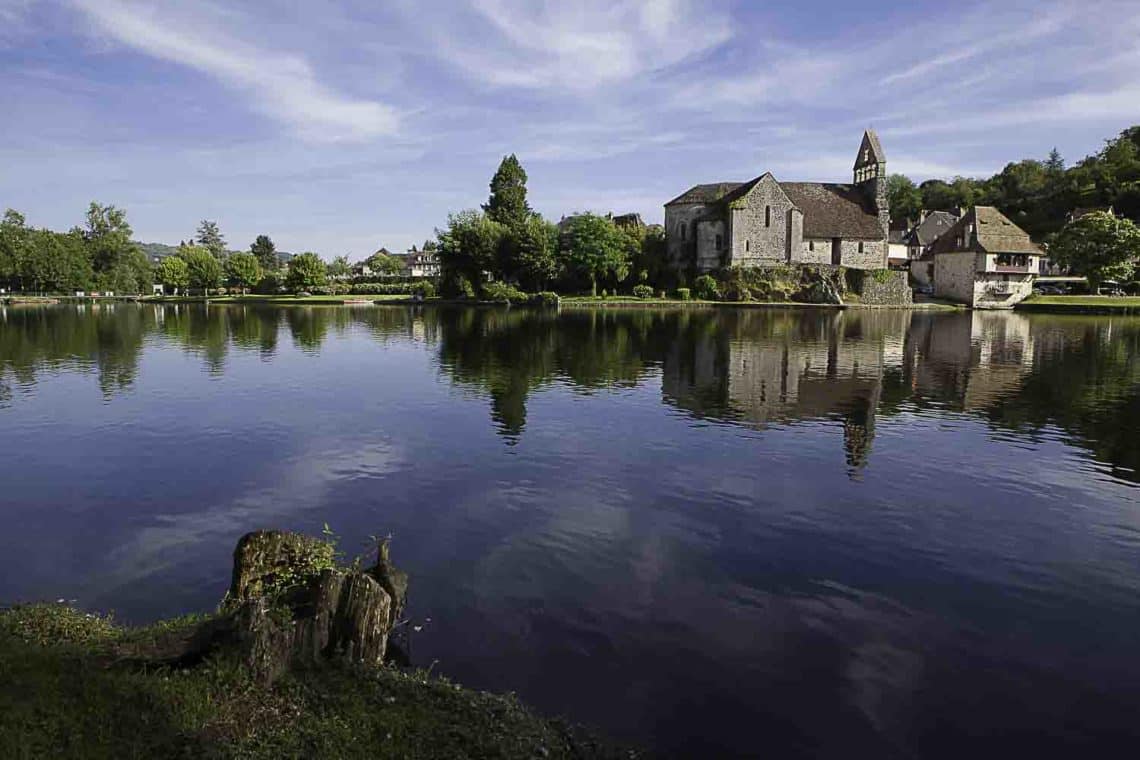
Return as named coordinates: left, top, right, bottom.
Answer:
left=2, top=0, right=1138, bottom=258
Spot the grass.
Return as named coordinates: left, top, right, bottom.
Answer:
left=146, top=294, right=411, bottom=305
left=0, top=604, right=629, bottom=759
left=1018, top=295, right=1140, bottom=313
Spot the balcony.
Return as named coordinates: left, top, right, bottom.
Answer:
left=979, top=254, right=1034, bottom=274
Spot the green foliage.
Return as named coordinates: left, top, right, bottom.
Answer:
left=561, top=213, right=629, bottom=296
left=250, top=234, right=277, bottom=271
left=1050, top=211, right=1140, bottom=289
left=411, top=280, right=436, bottom=299
left=632, top=284, right=654, bottom=299
left=675, top=287, right=691, bottom=301
left=195, top=220, right=227, bottom=260
left=347, top=281, right=433, bottom=295
left=84, top=202, right=136, bottom=282
left=326, top=255, right=351, bottom=280
left=182, top=245, right=223, bottom=293
left=887, top=174, right=922, bottom=224
left=483, top=154, right=532, bottom=227
left=286, top=252, right=328, bottom=293
left=530, top=291, right=560, bottom=308
left=224, top=252, right=261, bottom=293
left=482, top=280, right=528, bottom=304
left=871, top=268, right=894, bottom=284
left=364, top=251, right=403, bottom=276
left=693, top=274, right=720, bottom=301
left=0, top=604, right=119, bottom=648
left=254, top=272, right=284, bottom=295
left=437, top=210, right=507, bottom=292
left=507, top=215, right=560, bottom=290
left=156, top=255, right=190, bottom=292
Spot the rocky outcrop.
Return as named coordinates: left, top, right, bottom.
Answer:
left=110, top=530, right=406, bottom=683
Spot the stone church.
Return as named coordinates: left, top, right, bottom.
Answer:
left=664, top=131, right=890, bottom=272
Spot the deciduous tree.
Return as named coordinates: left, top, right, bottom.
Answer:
left=286, top=252, right=327, bottom=293
left=561, top=213, right=629, bottom=296
left=1050, top=211, right=1140, bottom=291
left=156, top=256, right=190, bottom=294
left=182, top=244, right=223, bottom=293
left=224, top=252, right=261, bottom=294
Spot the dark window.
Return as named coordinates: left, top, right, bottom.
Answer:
left=765, top=206, right=771, bottom=227
left=809, top=241, right=814, bottom=251
left=858, top=242, right=864, bottom=253
left=745, top=240, right=750, bottom=252
left=715, top=234, right=723, bottom=250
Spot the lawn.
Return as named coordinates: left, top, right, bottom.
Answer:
left=1018, top=295, right=1140, bottom=313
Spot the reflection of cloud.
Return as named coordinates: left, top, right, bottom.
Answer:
left=91, top=437, right=404, bottom=602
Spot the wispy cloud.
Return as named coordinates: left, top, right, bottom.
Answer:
left=69, top=0, right=399, bottom=142
left=409, top=0, right=732, bottom=90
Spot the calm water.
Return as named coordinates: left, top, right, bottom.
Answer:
left=2, top=303, right=1140, bottom=757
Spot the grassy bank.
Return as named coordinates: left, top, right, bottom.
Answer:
left=0, top=604, right=626, bottom=759
left=1016, top=296, right=1140, bottom=315
left=145, top=294, right=412, bottom=305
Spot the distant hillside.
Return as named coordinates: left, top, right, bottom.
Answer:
left=137, top=242, right=294, bottom=264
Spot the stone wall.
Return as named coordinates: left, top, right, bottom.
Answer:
left=799, top=239, right=833, bottom=266
left=934, top=252, right=978, bottom=305
left=850, top=269, right=912, bottom=306
left=910, top=259, right=934, bottom=287
left=972, top=274, right=1035, bottom=310
left=665, top=203, right=713, bottom=270
left=838, top=239, right=887, bottom=269
left=728, top=176, right=796, bottom=267
left=696, top=219, right=726, bottom=272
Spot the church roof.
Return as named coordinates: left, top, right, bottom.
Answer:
left=853, top=130, right=885, bottom=168
left=665, top=182, right=746, bottom=206
left=780, top=182, right=884, bottom=239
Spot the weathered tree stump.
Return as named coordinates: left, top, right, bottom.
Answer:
left=109, top=530, right=407, bottom=683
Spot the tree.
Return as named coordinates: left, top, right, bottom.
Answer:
left=509, top=215, right=560, bottom=290
left=20, top=229, right=92, bottom=293
left=365, top=251, right=403, bottom=277
left=182, top=244, right=223, bottom=293
left=156, top=256, right=190, bottom=294
left=887, top=174, right=922, bottom=225
left=561, top=213, right=629, bottom=296
left=84, top=202, right=135, bottom=279
left=0, top=209, right=30, bottom=289
left=482, top=154, right=532, bottom=227
left=1050, top=211, right=1140, bottom=290
left=1046, top=148, right=1065, bottom=174
left=286, top=252, right=327, bottom=292
left=326, top=254, right=351, bottom=280
left=250, top=235, right=277, bottom=271
left=437, top=210, right=507, bottom=293
left=196, top=220, right=227, bottom=259
left=224, top=252, right=261, bottom=294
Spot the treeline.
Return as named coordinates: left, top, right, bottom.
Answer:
left=888, top=125, right=1140, bottom=240
left=436, top=155, right=667, bottom=298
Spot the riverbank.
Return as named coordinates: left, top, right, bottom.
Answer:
left=145, top=294, right=412, bottom=305
left=1016, top=296, right=1140, bottom=315
left=0, top=604, right=623, bottom=759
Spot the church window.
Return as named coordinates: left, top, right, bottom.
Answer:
left=809, top=241, right=814, bottom=251
left=765, top=206, right=771, bottom=227
left=858, top=242, right=865, bottom=253
left=745, top=240, right=750, bottom=252
left=715, top=234, right=723, bottom=250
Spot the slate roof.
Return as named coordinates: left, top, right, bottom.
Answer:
left=928, top=206, right=1041, bottom=256
left=781, top=182, right=884, bottom=239
left=906, top=210, right=958, bottom=247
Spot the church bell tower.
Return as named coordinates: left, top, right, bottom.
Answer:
left=853, top=130, right=889, bottom=238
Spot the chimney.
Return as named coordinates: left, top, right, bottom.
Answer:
left=919, top=209, right=928, bottom=224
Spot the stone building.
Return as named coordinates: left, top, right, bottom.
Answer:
left=926, top=206, right=1042, bottom=309
left=664, top=131, right=890, bottom=273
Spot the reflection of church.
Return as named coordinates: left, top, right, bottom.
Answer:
left=662, top=311, right=908, bottom=471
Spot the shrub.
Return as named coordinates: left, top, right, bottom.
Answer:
left=675, top=287, right=691, bottom=301
left=411, top=281, right=436, bottom=299
left=529, top=291, right=560, bottom=308
left=347, top=281, right=434, bottom=295
left=482, top=281, right=528, bottom=304
left=254, top=273, right=284, bottom=295
left=871, top=268, right=894, bottom=284
left=632, top=284, right=654, bottom=299
left=693, top=274, right=720, bottom=301
left=601, top=289, right=608, bottom=298
left=1125, top=281, right=1140, bottom=295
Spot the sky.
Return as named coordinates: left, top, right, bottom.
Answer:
left=2, top=0, right=1138, bottom=259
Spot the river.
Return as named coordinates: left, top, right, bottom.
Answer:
left=1, top=303, right=1139, bottom=756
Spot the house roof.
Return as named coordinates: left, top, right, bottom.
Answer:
left=665, top=182, right=746, bottom=206
left=907, top=210, right=958, bottom=247
left=928, top=206, right=1041, bottom=256
left=781, top=182, right=884, bottom=239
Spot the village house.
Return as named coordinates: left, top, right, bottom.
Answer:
left=664, top=131, right=890, bottom=273
left=924, top=206, right=1043, bottom=309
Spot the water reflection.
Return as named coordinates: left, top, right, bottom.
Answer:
left=3, top=303, right=1140, bottom=483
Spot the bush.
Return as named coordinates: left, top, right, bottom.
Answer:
left=482, top=281, right=528, bottom=304
left=601, top=289, right=608, bottom=298
left=529, top=291, right=560, bottom=308
left=253, top=273, right=284, bottom=295
left=440, top=273, right=475, bottom=299
left=347, top=281, right=435, bottom=295
left=632, top=284, right=654, bottom=299
left=693, top=274, right=720, bottom=301
left=675, top=287, right=691, bottom=301
left=411, top=281, right=436, bottom=299
left=312, top=283, right=350, bottom=296
left=1125, top=281, right=1140, bottom=295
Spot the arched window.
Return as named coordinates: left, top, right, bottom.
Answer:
left=765, top=206, right=771, bottom=227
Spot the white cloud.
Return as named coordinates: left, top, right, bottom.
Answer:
left=411, top=0, right=731, bottom=91
left=69, top=0, right=399, bottom=142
